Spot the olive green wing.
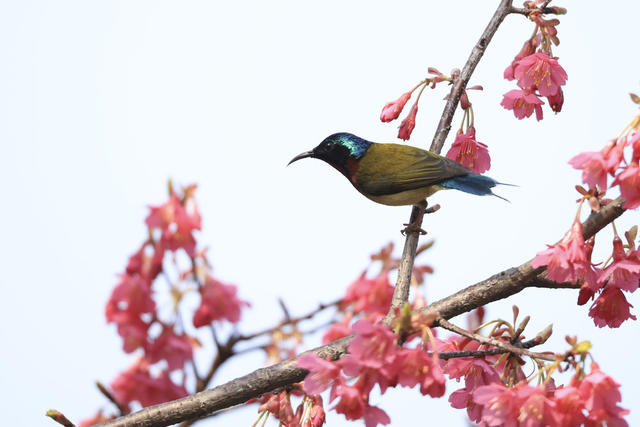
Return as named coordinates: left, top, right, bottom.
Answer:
left=354, top=143, right=470, bottom=196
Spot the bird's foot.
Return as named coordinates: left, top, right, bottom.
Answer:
left=401, top=221, right=427, bottom=236
left=400, top=202, right=440, bottom=235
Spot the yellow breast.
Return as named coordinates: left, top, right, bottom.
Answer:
left=361, top=185, right=445, bottom=206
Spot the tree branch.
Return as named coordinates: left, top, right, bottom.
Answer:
left=437, top=318, right=555, bottom=362
left=510, top=6, right=563, bottom=16
left=437, top=335, right=542, bottom=360
left=429, top=0, right=513, bottom=154
left=96, top=382, right=129, bottom=417
left=385, top=0, right=515, bottom=322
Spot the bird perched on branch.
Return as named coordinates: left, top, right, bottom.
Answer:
left=288, top=132, right=509, bottom=233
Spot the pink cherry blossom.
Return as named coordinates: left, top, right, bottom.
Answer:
left=107, top=274, right=155, bottom=315
left=446, top=126, right=491, bottom=173
left=501, top=89, right=544, bottom=121
left=569, top=139, right=625, bottom=190
left=513, top=52, right=568, bottom=96
left=193, top=276, right=250, bottom=327
left=589, top=286, right=637, bottom=328
left=517, top=387, right=556, bottom=427
left=110, top=359, right=188, bottom=408
left=398, top=103, right=418, bottom=140
left=393, top=348, right=445, bottom=397
left=322, top=312, right=353, bottom=344
left=145, top=194, right=201, bottom=256
left=547, top=87, right=564, bottom=112
left=346, top=320, right=397, bottom=369
left=579, top=363, right=629, bottom=426
left=449, top=388, right=483, bottom=423
left=578, top=283, right=596, bottom=306
left=363, top=405, right=390, bottom=427
left=308, top=396, right=326, bottom=427
left=504, top=37, right=541, bottom=81
left=126, top=242, right=164, bottom=283
left=612, top=160, right=640, bottom=209
left=105, top=274, right=155, bottom=353
left=258, top=391, right=294, bottom=423
left=332, top=383, right=366, bottom=421
left=472, top=382, right=521, bottom=426
left=343, top=271, right=393, bottom=315
left=552, top=385, right=587, bottom=426
left=145, top=327, right=194, bottom=371
left=598, top=237, right=640, bottom=292
left=532, top=219, right=590, bottom=284
left=105, top=310, right=149, bottom=353
left=380, top=91, right=412, bottom=122
left=473, top=382, right=556, bottom=427
left=298, top=353, right=342, bottom=395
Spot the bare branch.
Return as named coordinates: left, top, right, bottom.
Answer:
left=437, top=318, right=555, bottom=361
left=438, top=336, right=543, bottom=360
left=429, top=0, right=514, bottom=154
left=234, top=299, right=341, bottom=343
left=510, top=6, right=564, bottom=15
left=96, top=382, right=129, bottom=416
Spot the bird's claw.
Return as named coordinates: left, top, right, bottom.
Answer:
left=400, top=201, right=439, bottom=235
left=401, top=222, right=427, bottom=236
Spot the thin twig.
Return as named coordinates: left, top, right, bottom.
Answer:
left=429, top=0, right=514, bottom=154
left=234, top=299, right=341, bottom=343
left=530, top=276, right=580, bottom=289
left=96, top=382, right=129, bottom=416
left=437, top=336, right=541, bottom=360
left=437, top=318, right=555, bottom=361
left=510, top=6, right=561, bottom=15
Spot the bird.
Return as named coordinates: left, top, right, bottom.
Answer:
left=288, top=132, right=508, bottom=233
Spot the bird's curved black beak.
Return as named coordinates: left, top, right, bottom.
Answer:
left=287, top=150, right=315, bottom=166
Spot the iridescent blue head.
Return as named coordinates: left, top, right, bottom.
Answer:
left=288, top=132, right=372, bottom=177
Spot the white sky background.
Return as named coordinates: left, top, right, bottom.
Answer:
left=1, top=1, right=639, bottom=426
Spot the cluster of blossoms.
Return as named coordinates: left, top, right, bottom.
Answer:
left=298, top=305, right=628, bottom=427
left=298, top=318, right=445, bottom=427
left=253, top=243, right=435, bottom=426
left=257, top=243, right=629, bottom=426
left=322, top=241, right=433, bottom=343
left=379, top=68, right=453, bottom=141
left=252, top=392, right=326, bottom=427
left=438, top=310, right=628, bottom=426
left=533, top=215, right=639, bottom=328
left=533, top=118, right=640, bottom=329
left=501, top=4, right=568, bottom=120
left=570, top=123, right=640, bottom=209
left=379, top=69, right=491, bottom=174
left=379, top=6, right=569, bottom=175
left=445, top=109, right=491, bottom=174
left=80, top=184, right=249, bottom=426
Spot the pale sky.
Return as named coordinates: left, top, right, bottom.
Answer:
left=1, top=1, right=638, bottom=426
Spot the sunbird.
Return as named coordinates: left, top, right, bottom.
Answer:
left=288, top=133, right=507, bottom=223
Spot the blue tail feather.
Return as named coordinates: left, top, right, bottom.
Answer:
left=440, top=173, right=510, bottom=201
